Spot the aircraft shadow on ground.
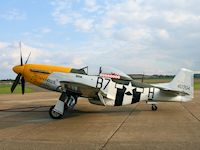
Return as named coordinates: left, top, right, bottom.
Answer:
left=0, top=105, right=145, bottom=120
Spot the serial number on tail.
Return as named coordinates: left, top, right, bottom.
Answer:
left=177, top=84, right=190, bottom=91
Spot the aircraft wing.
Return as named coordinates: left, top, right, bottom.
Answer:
left=60, top=81, right=99, bottom=98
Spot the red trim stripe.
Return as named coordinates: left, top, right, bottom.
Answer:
left=100, top=73, right=120, bottom=79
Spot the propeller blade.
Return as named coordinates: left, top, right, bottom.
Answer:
left=20, top=42, right=23, bottom=66
left=11, top=74, right=21, bottom=93
left=25, top=52, right=31, bottom=64
left=21, top=77, right=25, bottom=94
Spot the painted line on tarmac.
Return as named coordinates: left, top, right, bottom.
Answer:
left=100, top=103, right=139, bottom=150
left=181, top=103, right=200, bottom=122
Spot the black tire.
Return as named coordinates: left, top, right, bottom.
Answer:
left=49, top=105, right=63, bottom=119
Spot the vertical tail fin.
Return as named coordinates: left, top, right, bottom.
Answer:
left=169, top=68, right=194, bottom=98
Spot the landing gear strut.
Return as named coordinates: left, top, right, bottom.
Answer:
left=49, top=92, right=77, bottom=119
left=151, top=104, right=157, bottom=111
left=64, top=95, right=77, bottom=110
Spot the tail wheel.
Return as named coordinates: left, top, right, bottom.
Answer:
left=49, top=105, right=63, bottom=119
left=151, top=104, right=158, bottom=111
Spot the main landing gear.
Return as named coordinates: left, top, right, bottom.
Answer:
left=151, top=104, right=157, bottom=111
left=49, top=92, right=77, bottom=119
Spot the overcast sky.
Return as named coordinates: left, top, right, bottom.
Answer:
left=0, top=0, right=199, bottom=79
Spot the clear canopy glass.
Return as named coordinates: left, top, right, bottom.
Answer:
left=99, top=66, right=132, bottom=80
left=79, top=66, right=131, bottom=80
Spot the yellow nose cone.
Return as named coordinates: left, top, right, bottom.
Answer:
left=13, top=65, right=24, bottom=74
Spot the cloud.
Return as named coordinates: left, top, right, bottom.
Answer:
left=114, top=27, right=152, bottom=42
left=0, top=42, right=48, bottom=78
left=0, top=42, right=9, bottom=49
left=104, top=0, right=152, bottom=23
left=50, top=0, right=79, bottom=25
left=0, top=9, right=26, bottom=21
left=51, top=0, right=71, bottom=25
left=50, top=0, right=96, bottom=32
left=100, top=18, right=116, bottom=29
left=0, top=41, right=95, bottom=78
left=48, top=0, right=200, bottom=74
left=84, top=0, right=99, bottom=12
left=74, top=18, right=94, bottom=32
left=1, top=0, right=200, bottom=79
left=40, top=27, right=52, bottom=34
left=52, top=13, right=70, bottom=25
left=157, top=29, right=170, bottom=39
left=72, top=57, right=87, bottom=67
left=164, top=11, right=200, bottom=25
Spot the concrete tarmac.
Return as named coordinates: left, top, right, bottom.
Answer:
left=0, top=91, right=200, bottom=150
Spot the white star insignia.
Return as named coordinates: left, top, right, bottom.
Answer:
left=124, top=82, right=134, bottom=95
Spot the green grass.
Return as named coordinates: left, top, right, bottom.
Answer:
left=142, top=78, right=172, bottom=83
left=0, top=84, right=33, bottom=94
left=194, top=79, right=200, bottom=90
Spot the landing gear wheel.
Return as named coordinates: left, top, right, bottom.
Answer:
left=49, top=105, right=63, bottom=119
left=151, top=104, right=157, bottom=111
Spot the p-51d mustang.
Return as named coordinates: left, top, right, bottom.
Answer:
left=11, top=53, right=194, bottom=119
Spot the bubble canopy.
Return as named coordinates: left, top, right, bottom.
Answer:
left=78, top=66, right=132, bottom=80
left=100, top=66, right=132, bottom=80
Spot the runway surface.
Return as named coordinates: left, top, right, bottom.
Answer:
left=0, top=91, right=200, bottom=150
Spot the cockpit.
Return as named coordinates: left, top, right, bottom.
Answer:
left=72, top=66, right=132, bottom=80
